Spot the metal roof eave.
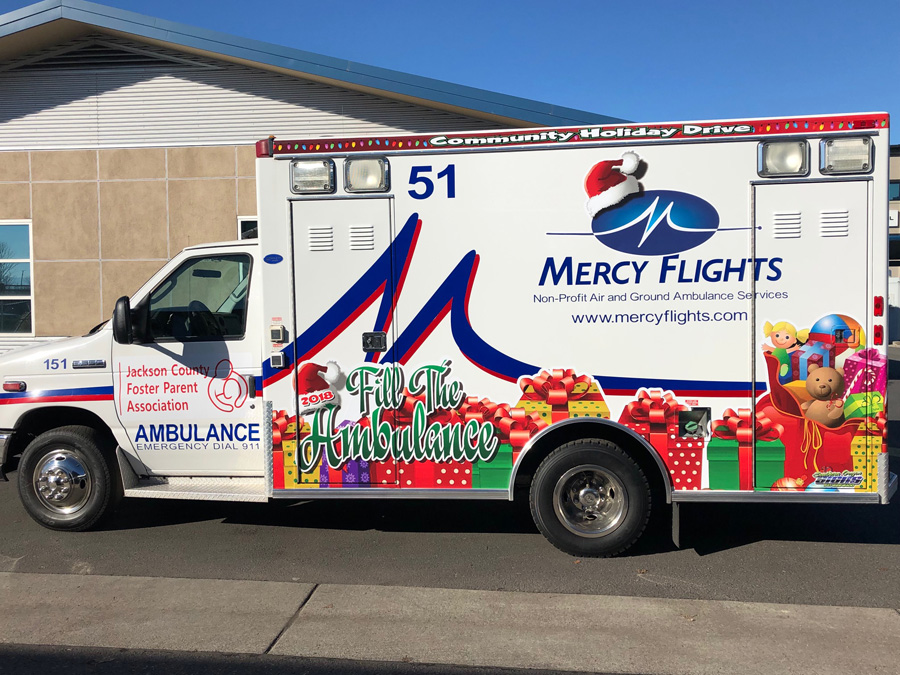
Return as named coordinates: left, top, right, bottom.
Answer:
left=0, top=0, right=626, bottom=128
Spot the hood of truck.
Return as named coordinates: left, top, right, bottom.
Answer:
left=0, top=330, right=112, bottom=378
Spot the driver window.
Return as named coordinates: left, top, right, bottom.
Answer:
left=148, top=254, right=251, bottom=341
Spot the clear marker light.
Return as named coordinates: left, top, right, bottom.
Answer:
left=759, top=141, right=808, bottom=177
left=345, top=158, right=389, bottom=193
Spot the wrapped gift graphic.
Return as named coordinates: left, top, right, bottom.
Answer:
left=850, top=413, right=886, bottom=492
left=517, top=369, right=609, bottom=423
left=842, top=348, right=888, bottom=396
left=664, top=433, right=704, bottom=491
left=790, top=342, right=834, bottom=381
left=707, top=408, right=785, bottom=491
left=352, top=417, right=398, bottom=487
left=617, top=390, right=705, bottom=491
left=272, top=410, right=300, bottom=488
left=491, top=404, right=548, bottom=464
left=617, top=388, right=687, bottom=451
left=434, top=460, right=472, bottom=488
left=843, top=392, right=885, bottom=420
left=272, top=451, right=285, bottom=489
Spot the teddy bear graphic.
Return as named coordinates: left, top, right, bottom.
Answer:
left=800, top=364, right=845, bottom=428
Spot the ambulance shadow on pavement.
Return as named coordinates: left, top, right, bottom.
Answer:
left=108, top=495, right=543, bottom=536
left=684, top=454, right=900, bottom=555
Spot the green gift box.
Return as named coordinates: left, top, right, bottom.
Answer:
left=707, top=438, right=785, bottom=491
left=844, top=392, right=885, bottom=419
left=471, top=443, right=513, bottom=489
left=754, top=440, right=786, bottom=490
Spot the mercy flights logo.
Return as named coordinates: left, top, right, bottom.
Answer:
left=584, top=152, right=720, bottom=256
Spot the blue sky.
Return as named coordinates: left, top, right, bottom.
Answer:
left=2, top=0, right=899, bottom=140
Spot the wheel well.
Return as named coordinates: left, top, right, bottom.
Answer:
left=512, top=420, right=672, bottom=504
left=10, top=407, right=118, bottom=459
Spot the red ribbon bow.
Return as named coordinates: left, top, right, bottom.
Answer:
left=625, top=388, right=686, bottom=426
left=459, top=397, right=499, bottom=424
left=712, top=408, right=784, bottom=443
left=859, top=411, right=887, bottom=439
left=380, top=389, right=422, bottom=428
left=429, top=408, right=463, bottom=426
left=519, top=369, right=592, bottom=406
left=491, top=404, right=548, bottom=450
left=272, top=410, right=298, bottom=447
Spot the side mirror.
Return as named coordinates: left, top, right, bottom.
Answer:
left=112, top=296, right=133, bottom=344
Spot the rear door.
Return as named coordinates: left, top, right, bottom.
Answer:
left=753, top=179, right=870, bottom=489
left=289, top=196, right=399, bottom=486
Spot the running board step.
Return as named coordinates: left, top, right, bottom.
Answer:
left=123, top=476, right=268, bottom=502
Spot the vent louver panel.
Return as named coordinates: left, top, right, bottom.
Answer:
left=771, top=211, right=802, bottom=239
left=820, top=210, right=850, bottom=237
left=308, top=225, right=334, bottom=252
left=349, top=223, right=375, bottom=251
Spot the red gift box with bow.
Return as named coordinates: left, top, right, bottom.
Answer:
left=517, top=369, right=609, bottom=423
left=492, top=403, right=549, bottom=465
left=618, top=388, right=707, bottom=490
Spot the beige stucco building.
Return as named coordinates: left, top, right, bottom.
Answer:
left=0, top=1, right=618, bottom=345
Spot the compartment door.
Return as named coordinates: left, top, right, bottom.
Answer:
left=289, top=197, right=399, bottom=487
left=753, top=180, right=869, bottom=490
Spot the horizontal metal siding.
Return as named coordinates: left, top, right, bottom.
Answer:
left=0, top=40, right=502, bottom=150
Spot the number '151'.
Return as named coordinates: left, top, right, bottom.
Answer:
left=408, top=165, right=456, bottom=200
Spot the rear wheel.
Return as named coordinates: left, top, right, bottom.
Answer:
left=530, top=438, right=650, bottom=557
left=17, top=426, right=117, bottom=531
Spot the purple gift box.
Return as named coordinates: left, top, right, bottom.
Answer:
left=340, top=459, right=370, bottom=488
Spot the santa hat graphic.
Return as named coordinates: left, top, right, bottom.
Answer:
left=294, top=361, right=345, bottom=396
left=584, top=151, right=641, bottom=218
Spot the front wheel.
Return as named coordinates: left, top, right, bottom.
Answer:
left=17, top=426, right=118, bottom=531
left=530, top=439, right=650, bottom=557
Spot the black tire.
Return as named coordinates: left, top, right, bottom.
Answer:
left=530, top=438, right=651, bottom=557
left=17, top=425, right=118, bottom=531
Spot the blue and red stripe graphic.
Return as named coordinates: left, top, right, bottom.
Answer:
left=263, top=212, right=761, bottom=397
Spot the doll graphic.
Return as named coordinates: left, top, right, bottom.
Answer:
left=762, top=321, right=808, bottom=382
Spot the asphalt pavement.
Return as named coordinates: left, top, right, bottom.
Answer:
left=1, top=465, right=898, bottom=608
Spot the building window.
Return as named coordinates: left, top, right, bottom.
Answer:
left=238, top=217, right=258, bottom=240
left=0, top=221, right=32, bottom=335
left=890, top=181, right=900, bottom=202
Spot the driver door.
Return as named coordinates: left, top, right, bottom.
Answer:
left=112, top=251, right=263, bottom=475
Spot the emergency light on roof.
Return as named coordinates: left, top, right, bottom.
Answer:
left=758, top=140, right=808, bottom=177
left=821, top=137, right=872, bottom=174
left=344, top=158, right=389, bottom=193
left=290, top=159, right=335, bottom=194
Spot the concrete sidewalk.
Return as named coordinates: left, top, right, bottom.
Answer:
left=1, top=572, right=897, bottom=674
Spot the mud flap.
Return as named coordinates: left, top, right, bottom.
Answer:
left=671, top=501, right=681, bottom=549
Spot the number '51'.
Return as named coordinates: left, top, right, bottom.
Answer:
left=408, top=165, right=456, bottom=200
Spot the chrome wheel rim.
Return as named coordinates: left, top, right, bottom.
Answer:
left=553, top=464, right=627, bottom=538
left=32, top=449, right=92, bottom=515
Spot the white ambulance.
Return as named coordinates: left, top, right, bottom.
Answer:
left=1, top=113, right=894, bottom=557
